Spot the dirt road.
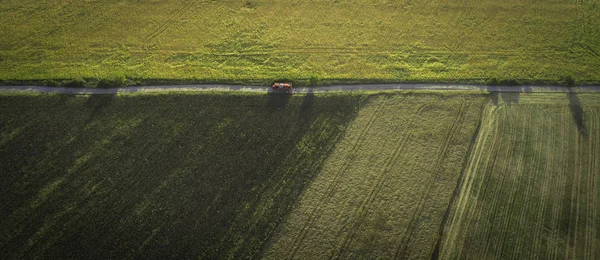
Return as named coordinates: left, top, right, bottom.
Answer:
left=1, top=84, right=600, bottom=94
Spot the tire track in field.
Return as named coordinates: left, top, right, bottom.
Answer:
left=73, top=47, right=580, bottom=56
left=393, top=102, right=469, bottom=259
left=584, top=111, right=595, bottom=259
left=589, top=111, right=598, bottom=259
left=430, top=99, right=487, bottom=260
left=485, top=109, right=521, bottom=258
left=439, top=104, right=500, bottom=258
left=567, top=123, right=583, bottom=258
left=587, top=109, right=598, bottom=259
left=531, top=111, right=555, bottom=259
left=504, top=110, right=528, bottom=259
left=545, top=110, right=564, bottom=259
left=286, top=96, right=389, bottom=259
left=550, top=110, right=570, bottom=258
left=187, top=49, right=577, bottom=57
left=458, top=108, right=502, bottom=259
left=145, top=0, right=197, bottom=49
left=329, top=133, right=411, bottom=259
left=475, top=109, right=503, bottom=257
left=329, top=103, right=429, bottom=259
left=591, top=110, right=598, bottom=260
left=511, top=110, right=536, bottom=259
left=555, top=109, right=575, bottom=258
left=469, top=108, right=510, bottom=259
left=573, top=112, right=583, bottom=259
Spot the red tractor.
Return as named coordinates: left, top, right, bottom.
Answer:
left=271, top=82, right=293, bottom=92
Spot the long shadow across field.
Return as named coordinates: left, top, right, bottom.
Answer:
left=0, top=93, right=363, bottom=259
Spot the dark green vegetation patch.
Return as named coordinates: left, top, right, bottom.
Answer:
left=0, top=93, right=363, bottom=259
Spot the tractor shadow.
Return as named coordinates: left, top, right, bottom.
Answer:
left=267, top=91, right=292, bottom=110
left=500, top=91, right=520, bottom=105
left=567, top=89, right=588, bottom=138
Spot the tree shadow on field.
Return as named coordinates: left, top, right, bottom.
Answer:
left=500, top=91, right=520, bottom=105
left=299, top=88, right=315, bottom=122
left=567, top=89, right=587, bottom=138
left=487, top=86, right=520, bottom=106
left=0, top=94, right=364, bottom=260
left=488, top=89, right=499, bottom=106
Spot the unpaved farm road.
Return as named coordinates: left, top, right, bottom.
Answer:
left=1, top=84, right=600, bottom=94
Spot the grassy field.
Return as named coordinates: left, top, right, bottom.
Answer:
left=1, top=0, right=599, bottom=85
left=440, top=93, right=600, bottom=259
left=263, top=92, right=487, bottom=259
left=0, top=92, right=364, bottom=259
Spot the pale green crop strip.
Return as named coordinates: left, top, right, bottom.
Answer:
left=440, top=93, right=600, bottom=259
left=1, top=0, right=598, bottom=85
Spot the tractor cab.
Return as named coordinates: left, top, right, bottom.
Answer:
left=271, top=82, right=293, bottom=92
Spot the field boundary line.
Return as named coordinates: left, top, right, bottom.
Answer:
left=438, top=103, right=497, bottom=258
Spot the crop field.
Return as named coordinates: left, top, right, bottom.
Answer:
left=263, top=92, right=487, bottom=259
left=1, top=0, right=599, bottom=85
left=0, top=92, right=364, bottom=259
left=1, top=91, right=600, bottom=259
left=440, top=93, right=600, bottom=259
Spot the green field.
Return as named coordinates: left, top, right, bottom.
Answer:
left=1, top=0, right=599, bottom=85
left=264, top=93, right=486, bottom=259
left=0, top=92, right=364, bottom=259
left=440, top=93, right=600, bottom=259
left=1, top=91, right=600, bottom=259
